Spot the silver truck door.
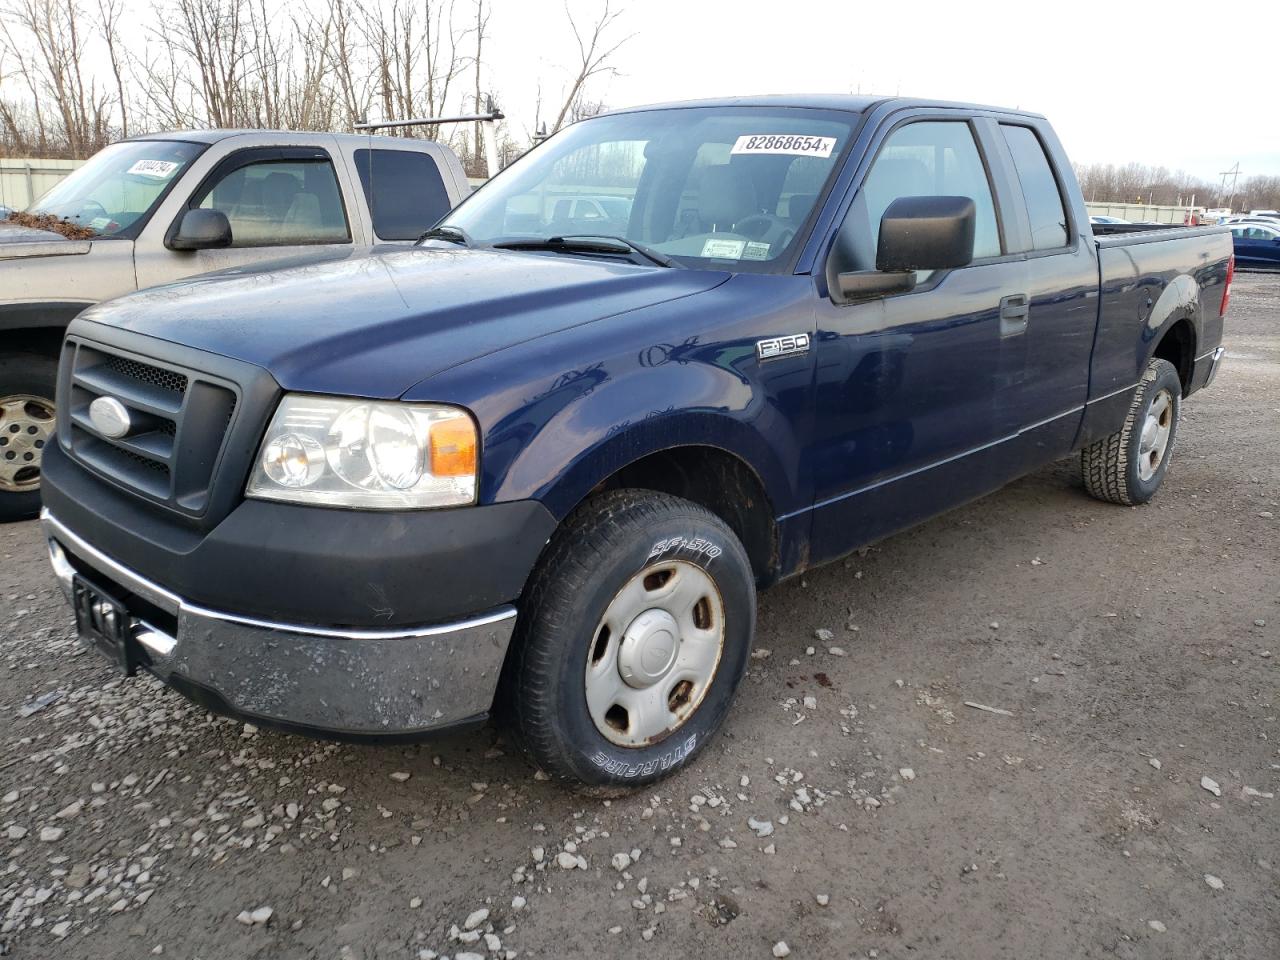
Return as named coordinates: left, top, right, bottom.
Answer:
left=135, top=135, right=366, bottom=289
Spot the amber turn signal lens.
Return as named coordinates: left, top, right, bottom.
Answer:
left=429, top=417, right=477, bottom=477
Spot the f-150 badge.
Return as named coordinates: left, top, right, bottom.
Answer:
left=756, top=333, right=811, bottom=361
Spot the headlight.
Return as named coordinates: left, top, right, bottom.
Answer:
left=245, top=395, right=478, bottom=509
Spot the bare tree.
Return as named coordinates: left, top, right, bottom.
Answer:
left=0, top=0, right=120, bottom=156
left=96, top=0, right=127, bottom=137
left=550, top=0, right=630, bottom=135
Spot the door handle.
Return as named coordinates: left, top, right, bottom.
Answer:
left=999, top=294, right=1030, bottom=337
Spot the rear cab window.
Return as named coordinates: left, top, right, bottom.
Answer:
left=355, top=148, right=453, bottom=241
left=999, top=124, right=1069, bottom=250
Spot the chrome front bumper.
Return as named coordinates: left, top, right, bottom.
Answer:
left=42, top=509, right=516, bottom=738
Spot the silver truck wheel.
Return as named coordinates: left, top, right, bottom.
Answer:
left=585, top=559, right=726, bottom=747
left=502, top=489, right=755, bottom=791
left=0, top=354, right=58, bottom=522
left=1082, top=357, right=1182, bottom=506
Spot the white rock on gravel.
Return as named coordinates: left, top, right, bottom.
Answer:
left=1204, top=874, right=1225, bottom=890
left=816, top=893, right=830, bottom=906
left=389, top=771, right=411, bottom=782
left=464, top=908, right=489, bottom=930
left=748, top=816, right=774, bottom=837
left=51, top=921, right=72, bottom=938
left=899, top=768, right=916, bottom=781
left=1201, top=776, right=1222, bottom=797
left=773, top=941, right=792, bottom=958
left=6, top=825, right=27, bottom=840
left=39, top=826, right=64, bottom=842
left=511, top=896, right=526, bottom=911
left=1148, top=920, right=1167, bottom=933
left=814, top=628, right=834, bottom=642
left=1149, top=758, right=1162, bottom=770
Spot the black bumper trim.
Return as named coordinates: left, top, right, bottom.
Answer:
left=41, top=443, right=558, bottom=627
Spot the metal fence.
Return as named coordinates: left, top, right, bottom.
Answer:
left=0, top=159, right=84, bottom=210
left=1084, top=201, right=1199, bottom=225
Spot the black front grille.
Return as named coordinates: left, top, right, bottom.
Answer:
left=103, top=355, right=189, bottom=396
left=59, top=339, right=241, bottom=516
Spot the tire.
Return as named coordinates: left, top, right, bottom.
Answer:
left=502, top=489, right=756, bottom=791
left=0, top=353, right=58, bottom=523
left=1081, top=357, right=1181, bottom=506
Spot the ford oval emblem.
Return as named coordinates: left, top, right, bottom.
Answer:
left=88, top=396, right=132, bottom=439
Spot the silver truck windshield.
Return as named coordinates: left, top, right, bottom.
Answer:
left=440, top=107, right=856, bottom=269
left=27, top=140, right=203, bottom=237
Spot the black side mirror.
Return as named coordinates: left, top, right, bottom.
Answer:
left=876, top=195, right=975, bottom=271
left=834, top=195, right=977, bottom=301
left=169, top=208, right=232, bottom=251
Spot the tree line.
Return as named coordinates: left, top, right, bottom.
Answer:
left=0, top=0, right=629, bottom=176
left=1074, top=161, right=1280, bottom=214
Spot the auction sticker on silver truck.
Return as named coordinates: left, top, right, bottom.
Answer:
left=730, top=134, right=837, bottom=158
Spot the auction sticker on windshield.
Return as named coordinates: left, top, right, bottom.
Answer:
left=730, top=135, right=837, bottom=158
left=702, top=238, right=746, bottom=259
left=126, top=159, right=180, bottom=179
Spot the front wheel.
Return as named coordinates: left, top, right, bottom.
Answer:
left=0, top=353, right=58, bottom=522
left=1082, top=357, right=1181, bottom=506
left=502, top=489, right=756, bottom=790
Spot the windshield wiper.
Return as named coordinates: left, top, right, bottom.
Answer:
left=491, top=234, right=678, bottom=268
left=417, top=224, right=472, bottom=246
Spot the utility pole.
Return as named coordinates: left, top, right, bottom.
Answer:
left=1218, top=163, right=1241, bottom=212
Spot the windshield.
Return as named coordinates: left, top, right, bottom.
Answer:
left=27, top=140, right=204, bottom=237
left=440, top=106, right=857, bottom=269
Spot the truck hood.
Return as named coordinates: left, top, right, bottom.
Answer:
left=0, top=220, right=92, bottom=259
left=77, top=247, right=730, bottom=397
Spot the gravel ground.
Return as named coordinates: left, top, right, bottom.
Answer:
left=2, top=274, right=1277, bottom=960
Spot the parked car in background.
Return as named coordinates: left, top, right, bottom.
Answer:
left=1228, top=221, right=1280, bottom=267
left=1248, top=209, right=1280, bottom=218
left=40, top=95, right=1232, bottom=789
left=1089, top=214, right=1130, bottom=224
left=0, top=130, right=469, bottom=520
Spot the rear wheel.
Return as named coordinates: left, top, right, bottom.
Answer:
left=502, top=489, right=755, bottom=791
left=0, top=354, right=58, bottom=522
left=1082, top=357, right=1181, bottom=505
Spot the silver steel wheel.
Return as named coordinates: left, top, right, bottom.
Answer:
left=584, top=559, right=725, bottom=747
left=0, top=394, right=55, bottom=493
left=1137, top=388, right=1174, bottom=482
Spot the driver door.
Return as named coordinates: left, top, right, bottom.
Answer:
left=806, top=116, right=1029, bottom=565
left=135, top=143, right=358, bottom=289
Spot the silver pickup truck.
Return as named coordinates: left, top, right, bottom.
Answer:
left=0, top=129, right=469, bottom=520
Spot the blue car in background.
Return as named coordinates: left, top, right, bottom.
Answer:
left=1229, top=221, right=1280, bottom=268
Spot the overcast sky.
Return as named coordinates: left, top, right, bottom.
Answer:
left=483, top=0, right=1279, bottom=183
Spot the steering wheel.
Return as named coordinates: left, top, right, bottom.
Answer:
left=733, top=214, right=794, bottom=252
left=76, top=200, right=109, bottom=224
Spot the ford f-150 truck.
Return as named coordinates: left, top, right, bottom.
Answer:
left=39, top=96, right=1232, bottom=790
left=0, top=130, right=469, bottom=520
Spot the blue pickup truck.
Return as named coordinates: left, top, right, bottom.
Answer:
left=40, top=96, right=1232, bottom=789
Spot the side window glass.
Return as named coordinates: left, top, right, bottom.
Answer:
left=196, top=158, right=350, bottom=247
left=833, top=120, right=1001, bottom=275
left=354, top=149, right=452, bottom=241
left=1000, top=125, right=1069, bottom=250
